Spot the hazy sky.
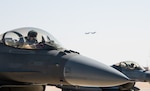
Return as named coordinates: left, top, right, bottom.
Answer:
left=0, top=0, right=150, bottom=66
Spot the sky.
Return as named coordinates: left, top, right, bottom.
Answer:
left=0, top=0, right=150, bottom=66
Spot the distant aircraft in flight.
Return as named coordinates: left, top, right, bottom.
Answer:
left=85, top=32, right=96, bottom=34
left=0, top=27, right=129, bottom=91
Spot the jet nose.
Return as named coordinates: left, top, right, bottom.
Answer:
left=63, top=55, right=130, bottom=87
left=145, top=71, right=150, bottom=81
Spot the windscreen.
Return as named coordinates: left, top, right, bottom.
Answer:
left=0, top=27, right=64, bottom=50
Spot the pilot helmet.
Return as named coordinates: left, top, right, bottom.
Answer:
left=28, top=30, right=37, bottom=37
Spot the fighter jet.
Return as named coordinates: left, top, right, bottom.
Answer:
left=0, top=27, right=130, bottom=91
left=111, top=61, right=150, bottom=90
left=85, top=32, right=96, bottom=34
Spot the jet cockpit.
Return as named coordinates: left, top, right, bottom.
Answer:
left=112, top=61, right=145, bottom=71
left=0, top=27, right=63, bottom=50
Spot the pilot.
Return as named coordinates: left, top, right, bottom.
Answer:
left=26, top=30, right=38, bottom=45
left=130, top=63, right=135, bottom=69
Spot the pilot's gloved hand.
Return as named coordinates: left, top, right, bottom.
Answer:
left=36, top=42, right=44, bottom=49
